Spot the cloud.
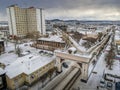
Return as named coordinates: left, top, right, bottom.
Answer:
left=0, top=0, right=120, bottom=20
left=45, top=7, right=120, bottom=20
left=0, top=13, right=7, bottom=21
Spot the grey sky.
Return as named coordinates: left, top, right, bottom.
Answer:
left=0, top=0, right=120, bottom=21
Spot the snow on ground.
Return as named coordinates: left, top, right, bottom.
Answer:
left=72, top=51, right=119, bottom=90
left=88, top=62, right=95, bottom=76
left=0, top=42, right=35, bottom=66
left=0, top=41, right=54, bottom=66
left=86, top=52, right=106, bottom=88
left=105, top=60, right=120, bottom=83
left=5, top=42, right=15, bottom=52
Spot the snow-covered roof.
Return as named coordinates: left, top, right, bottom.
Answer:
left=0, top=53, right=18, bottom=66
left=115, top=30, right=120, bottom=41
left=39, top=35, right=65, bottom=43
left=68, top=47, right=76, bottom=52
left=5, top=54, right=55, bottom=79
left=78, top=30, right=97, bottom=35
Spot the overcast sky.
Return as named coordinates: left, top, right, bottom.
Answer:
left=0, top=0, right=120, bottom=21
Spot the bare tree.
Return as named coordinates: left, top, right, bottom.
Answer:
left=106, top=46, right=115, bottom=70
left=16, top=46, right=22, bottom=57
left=97, top=32, right=103, bottom=41
left=82, top=41, right=91, bottom=49
left=48, top=68, right=54, bottom=81
left=13, top=36, right=21, bottom=50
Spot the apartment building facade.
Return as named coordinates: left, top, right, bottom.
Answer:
left=7, top=5, right=46, bottom=37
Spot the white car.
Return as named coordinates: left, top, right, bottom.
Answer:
left=106, top=82, right=113, bottom=90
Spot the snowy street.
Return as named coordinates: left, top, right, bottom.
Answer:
left=71, top=50, right=119, bottom=90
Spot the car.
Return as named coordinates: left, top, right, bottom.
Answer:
left=24, top=44, right=28, bottom=46
left=92, top=71, right=97, bottom=74
left=62, top=62, right=68, bottom=68
left=99, top=79, right=106, bottom=88
left=115, top=82, right=120, bottom=90
left=106, top=82, right=113, bottom=90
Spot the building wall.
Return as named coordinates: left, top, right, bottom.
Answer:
left=0, top=30, right=9, bottom=39
left=6, top=74, right=25, bottom=90
left=36, top=9, right=42, bottom=34
left=7, top=5, right=46, bottom=37
left=25, top=60, right=55, bottom=85
left=14, top=7, right=28, bottom=37
left=36, top=9, right=46, bottom=35
left=7, top=7, right=17, bottom=36
left=27, top=8, right=37, bottom=33
left=6, top=8, right=12, bottom=36
left=41, top=10, right=46, bottom=35
left=6, top=60, right=55, bottom=90
left=35, top=40, right=65, bottom=51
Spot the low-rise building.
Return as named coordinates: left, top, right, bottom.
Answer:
left=5, top=53, right=55, bottom=90
left=33, top=35, right=66, bottom=51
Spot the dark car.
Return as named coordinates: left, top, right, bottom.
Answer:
left=106, top=82, right=113, bottom=90
left=115, top=82, right=120, bottom=90
left=62, top=62, right=68, bottom=68
left=100, top=80, right=106, bottom=88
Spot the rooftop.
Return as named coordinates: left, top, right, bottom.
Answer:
left=5, top=53, right=55, bottom=79
left=39, top=35, right=65, bottom=43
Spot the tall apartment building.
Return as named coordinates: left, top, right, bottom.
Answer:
left=6, top=5, right=46, bottom=37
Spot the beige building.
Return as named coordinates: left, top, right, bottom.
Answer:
left=5, top=53, right=55, bottom=90
left=7, top=5, right=46, bottom=37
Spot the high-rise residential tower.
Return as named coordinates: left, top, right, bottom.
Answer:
left=6, top=5, right=46, bottom=37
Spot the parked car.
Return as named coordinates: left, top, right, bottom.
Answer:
left=24, top=44, right=28, bottom=46
left=92, top=71, right=97, bottom=74
left=99, top=79, right=106, bottom=88
left=62, top=62, right=68, bottom=68
left=115, top=82, right=120, bottom=90
left=106, top=82, right=113, bottom=90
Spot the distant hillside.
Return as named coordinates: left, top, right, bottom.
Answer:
left=47, top=19, right=120, bottom=25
